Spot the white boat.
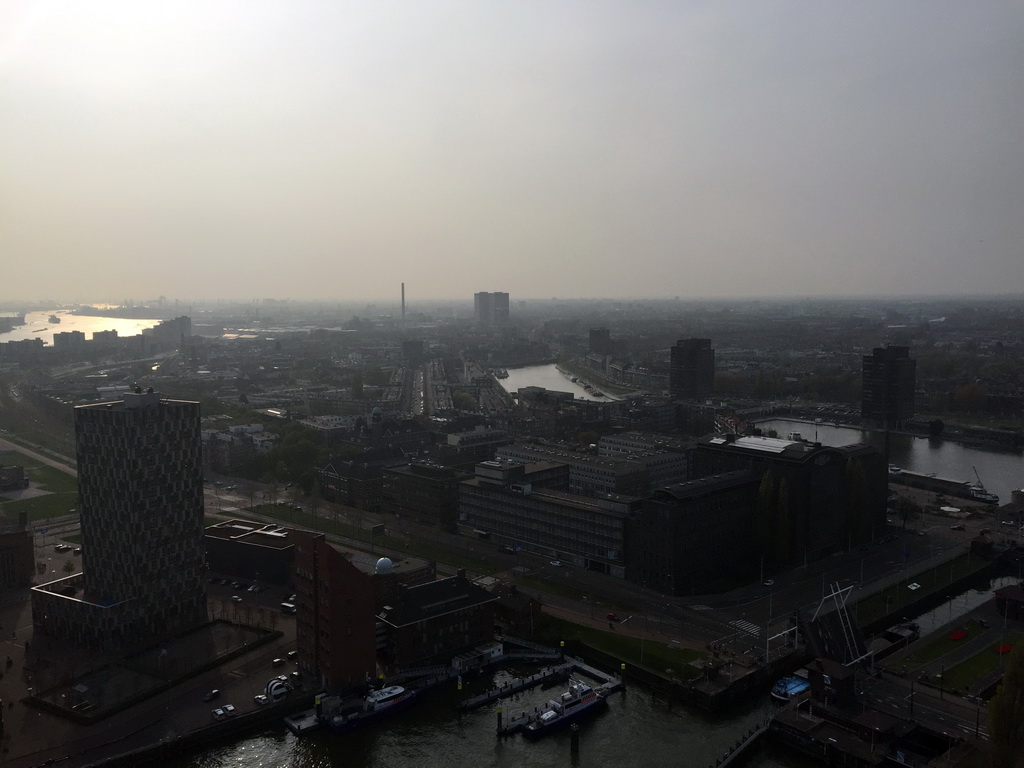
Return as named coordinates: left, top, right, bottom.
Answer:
left=523, top=679, right=607, bottom=738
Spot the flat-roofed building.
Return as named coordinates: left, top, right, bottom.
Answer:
left=458, top=461, right=639, bottom=576
left=32, top=389, right=207, bottom=651
left=204, top=519, right=297, bottom=585
left=625, top=471, right=760, bottom=595
left=694, top=433, right=886, bottom=568
left=380, top=461, right=472, bottom=532
left=377, top=572, right=498, bottom=669
left=670, top=338, right=715, bottom=401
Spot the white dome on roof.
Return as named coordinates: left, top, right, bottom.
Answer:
left=375, top=557, right=394, bottom=575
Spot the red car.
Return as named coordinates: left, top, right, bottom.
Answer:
left=606, top=612, right=620, bottom=623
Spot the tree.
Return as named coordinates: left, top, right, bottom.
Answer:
left=774, top=478, right=791, bottom=565
left=892, top=496, right=921, bottom=530
left=755, top=471, right=776, bottom=567
left=62, top=559, right=75, bottom=575
left=988, top=644, right=1024, bottom=768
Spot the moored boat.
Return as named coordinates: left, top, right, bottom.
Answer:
left=523, top=679, right=607, bottom=738
left=770, top=673, right=810, bottom=703
left=321, top=685, right=418, bottom=734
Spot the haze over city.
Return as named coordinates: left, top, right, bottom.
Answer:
left=2, top=1, right=1022, bottom=303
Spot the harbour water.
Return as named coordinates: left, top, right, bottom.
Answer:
left=166, top=671, right=814, bottom=768
left=0, top=309, right=160, bottom=347
left=757, top=418, right=1022, bottom=506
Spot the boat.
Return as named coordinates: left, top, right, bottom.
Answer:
left=889, top=469, right=996, bottom=504
left=323, top=685, right=418, bottom=734
left=969, top=485, right=999, bottom=505
left=770, top=674, right=810, bottom=703
left=49, top=314, right=60, bottom=323
left=522, top=679, right=607, bottom=738
left=969, top=466, right=1000, bottom=505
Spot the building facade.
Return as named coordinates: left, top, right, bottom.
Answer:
left=861, top=346, right=916, bottom=429
left=32, top=389, right=207, bottom=650
left=694, top=433, right=886, bottom=569
left=625, top=471, right=760, bottom=595
left=473, top=292, right=510, bottom=326
left=293, top=533, right=377, bottom=693
left=669, top=338, right=715, bottom=401
left=457, top=460, right=639, bottom=576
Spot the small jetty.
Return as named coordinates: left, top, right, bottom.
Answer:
left=284, top=708, right=320, bottom=735
left=492, top=656, right=622, bottom=736
left=459, top=663, right=571, bottom=710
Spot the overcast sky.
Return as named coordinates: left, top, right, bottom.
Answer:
left=2, top=1, right=1021, bottom=304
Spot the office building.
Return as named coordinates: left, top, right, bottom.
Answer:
left=32, top=389, right=207, bottom=650
left=694, top=433, right=886, bottom=569
left=861, top=346, right=916, bottom=429
left=669, top=338, right=715, bottom=401
left=625, top=471, right=760, bottom=595
left=474, top=292, right=510, bottom=326
left=458, top=460, right=640, bottom=576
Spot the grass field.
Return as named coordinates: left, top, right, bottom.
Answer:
left=853, top=553, right=987, bottom=627
left=246, top=503, right=495, bottom=575
left=0, top=450, right=78, bottom=524
left=941, top=632, right=1024, bottom=693
left=537, top=614, right=705, bottom=677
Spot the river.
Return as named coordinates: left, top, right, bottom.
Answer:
left=757, top=419, right=1022, bottom=506
left=0, top=309, right=160, bottom=346
left=499, top=364, right=618, bottom=402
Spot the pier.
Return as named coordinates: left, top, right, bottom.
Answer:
left=475, top=655, right=622, bottom=736
left=459, top=663, right=572, bottom=710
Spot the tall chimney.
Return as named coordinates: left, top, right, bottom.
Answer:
left=401, top=283, right=406, bottom=323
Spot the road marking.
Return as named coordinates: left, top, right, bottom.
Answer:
left=728, top=619, right=761, bottom=635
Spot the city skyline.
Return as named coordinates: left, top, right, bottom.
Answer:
left=2, top=1, right=1022, bottom=303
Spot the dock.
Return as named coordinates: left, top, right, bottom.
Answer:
left=459, top=663, right=572, bottom=710
left=481, top=655, right=623, bottom=736
left=284, top=707, right=320, bottom=735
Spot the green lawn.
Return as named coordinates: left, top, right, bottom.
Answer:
left=853, top=554, right=988, bottom=627
left=941, top=633, right=1024, bottom=693
left=0, top=450, right=78, bottom=524
left=903, top=625, right=984, bottom=671
left=538, top=614, right=705, bottom=676
left=246, top=503, right=494, bottom=574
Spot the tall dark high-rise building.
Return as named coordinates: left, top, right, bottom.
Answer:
left=861, top=346, right=916, bottom=429
left=589, top=328, right=612, bottom=356
left=669, top=338, right=715, bottom=401
left=32, top=389, right=207, bottom=650
left=474, top=291, right=509, bottom=326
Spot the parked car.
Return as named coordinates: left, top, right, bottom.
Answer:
left=950, top=524, right=966, bottom=531
left=606, top=612, right=620, bottom=623
left=763, top=579, right=775, bottom=587
left=254, top=694, right=269, bottom=706
left=223, top=704, right=236, bottom=716
left=231, top=595, right=243, bottom=603
left=272, top=658, right=286, bottom=667
left=549, top=560, right=563, bottom=567
left=286, top=650, right=297, bottom=659
left=211, top=708, right=225, bottom=720
left=202, top=689, right=220, bottom=702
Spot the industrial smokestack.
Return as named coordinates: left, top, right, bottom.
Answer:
left=401, top=283, right=406, bottom=322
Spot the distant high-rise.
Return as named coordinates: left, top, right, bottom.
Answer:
left=589, top=328, right=612, bottom=356
left=474, top=292, right=509, bottom=326
left=861, top=346, right=916, bottom=429
left=669, top=338, right=715, bottom=401
left=32, top=389, right=207, bottom=650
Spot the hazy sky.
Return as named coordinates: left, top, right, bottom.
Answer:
left=2, top=1, right=1021, bottom=304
